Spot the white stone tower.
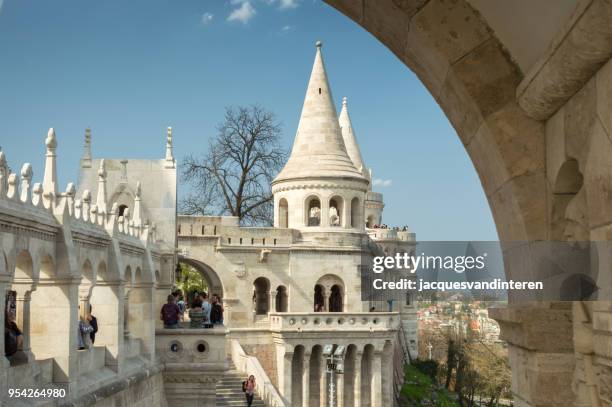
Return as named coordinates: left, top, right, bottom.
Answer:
left=338, top=96, right=385, bottom=227
left=271, top=42, right=369, bottom=231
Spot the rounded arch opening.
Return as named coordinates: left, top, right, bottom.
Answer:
left=275, top=285, right=288, bottom=312
left=176, top=257, right=223, bottom=305
left=305, top=195, right=321, bottom=226
left=329, top=196, right=343, bottom=227
left=253, top=277, right=270, bottom=315
left=14, top=250, right=33, bottom=280
left=278, top=198, right=289, bottom=228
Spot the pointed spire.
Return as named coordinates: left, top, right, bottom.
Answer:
left=81, top=128, right=92, bottom=168
left=42, top=128, right=58, bottom=206
left=96, top=159, right=107, bottom=214
left=132, top=181, right=142, bottom=226
left=165, top=126, right=175, bottom=168
left=338, top=96, right=368, bottom=179
left=273, top=42, right=365, bottom=184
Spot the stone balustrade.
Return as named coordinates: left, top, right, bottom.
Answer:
left=366, top=191, right=383, bottom=203
left=178, top=215, right=297, bottom=246
left=366, top=227, right=416, bottom=242
left=269, top=312, right=401, bottom=332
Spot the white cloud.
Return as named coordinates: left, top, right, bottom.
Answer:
left=279, top=0, right=300, bottom=9
left=201, top=12, right=214, bottom=25
left=227, top=1, right=256, bottom=24
left=280, top=25, right=294, bottom=34
left=373, top=178, right=392, bottom=188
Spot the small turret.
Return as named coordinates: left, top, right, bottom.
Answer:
left=339, top=96, right=369, bottom=181
left=165, top=126, right=175, bottom=168
left=96, top=159, right=107, bottom=214
left=42, top=128, right=58, bottom=207
left=81, top=128, right=92, bottom=168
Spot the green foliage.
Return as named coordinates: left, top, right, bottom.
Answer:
left=176, top=263, right=209, bottom=306
left=400, top=363, right=460, bottom=407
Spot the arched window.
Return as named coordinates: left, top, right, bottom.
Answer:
left=350, top=197, right=360, bottom=228
left=253, top=277, right=270, bottom=315
left=329, top=284, right=343, bottom=312
left=306, top=196, right=321, bottom=226
left=118, top=205, right=128, bottom=217
left=314, top=284, right=325, bottom=312
left=279, top=198, right=289, bottom=228
left=329, top=196, right=343, bottom=227
left=275, top=285, right=288, bottom=312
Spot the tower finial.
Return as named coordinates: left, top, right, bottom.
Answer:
left=82, top=127, right=92, bottom=168
left=315, top=40, right=322, bottom=49
left=164, top=126, right=175, bottom=168
left=43, top=128, right=58, bottom=206
left=96, top=159, right=107, bottom=214
left=342, top=96, right=347, bottom=107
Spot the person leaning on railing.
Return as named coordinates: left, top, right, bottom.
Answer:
left=188, top=299, right=206, bottom=328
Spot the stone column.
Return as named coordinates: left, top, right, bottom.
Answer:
left=302, top=351, right=310, bottom=407
left=321, top=202, right=330, bottom=227
left=0, top=281, right=11, bottom=369
left=371, top=351, right=382, bottom=407
left=275, top=343, right=293, bottom=404
left=490, top=303, right=575, bottom=407
left=29, top=277, right=79, bottom=393
left=320, top=352, right=328, bottom=407
left=336, top=361, right=344, bottom=407
left=353, top=352, right=362, bottom=407
left=342, top=200, right=351, bottom=228
left=12, top=286, right=35, bottom=361
left=90, top=281, right=125, bottom=373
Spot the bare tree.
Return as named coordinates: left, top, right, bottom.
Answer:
left=181, top=105, right=287, bottom=226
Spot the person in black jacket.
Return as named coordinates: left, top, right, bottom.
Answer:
left=87, top=305, right=98, bottom=344
left=210, top=294, right=224, bottom=325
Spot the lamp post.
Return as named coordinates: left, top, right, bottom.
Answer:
left=323, top=344, right=346, bottom=407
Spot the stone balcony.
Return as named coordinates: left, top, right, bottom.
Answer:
left=268, top=312, right=401, bottom=333
left=366, top=227, right=416, bottom=242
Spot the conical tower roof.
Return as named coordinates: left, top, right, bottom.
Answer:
left=273, top=42, right=366, bottom=184
left=338, top=96, right=369, bottom=179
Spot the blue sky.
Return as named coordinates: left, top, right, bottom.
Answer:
left=0, top=0, right=497, bottom=241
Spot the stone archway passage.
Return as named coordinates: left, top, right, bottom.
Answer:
left=177, top=256, right=225, bottom=300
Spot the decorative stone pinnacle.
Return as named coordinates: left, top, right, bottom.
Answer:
left=316, top=40, right=322, bottom=48
left=85, top=127, right=91, bottom=142
left=165, top=126, right=175, bottom=166
left=342, top=96, right=347, bottom=107
left=65, top=182, right=76, bottom=197
left=98, top=159, right=106, bottom=178
left=46, top=128, right=57, bottom=150
left=20, top=163, right=32, bottom=179
left=0, top=151, right=6, bottom=167
left=136, top=181, right=142, bottom=198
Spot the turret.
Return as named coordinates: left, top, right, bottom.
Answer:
left=271, top=42, right=368, bottom=231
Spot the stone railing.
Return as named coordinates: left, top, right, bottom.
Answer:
left=269, top=312, right=401, bottom=332
left=366, top=228, right=416, bottom=242
left=177, top=215, right=239, bottom=236
left=366, top=191, right=383, bottom=203
left=230, top=339, right=288, bottom=407
left=155, top=326, right=228, bottom=366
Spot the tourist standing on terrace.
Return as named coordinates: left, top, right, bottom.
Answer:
left=160, top=295, right=181, bottom=329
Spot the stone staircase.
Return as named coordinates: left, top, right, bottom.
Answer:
left=216, top=366, right=266, bottom=406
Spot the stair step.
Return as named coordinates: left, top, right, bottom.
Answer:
left=216, top=361, right=268, bottom=406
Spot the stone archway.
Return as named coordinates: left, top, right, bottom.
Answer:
left=177, top=256, right=225, bottom=300
left=322, top=1, right=612, bottom=405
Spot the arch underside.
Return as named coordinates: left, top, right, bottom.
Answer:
left=177, top=256, right=224, bottom=298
